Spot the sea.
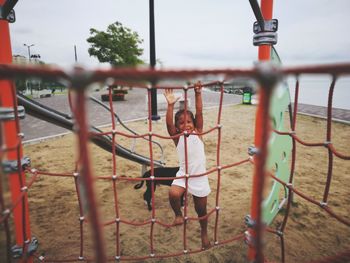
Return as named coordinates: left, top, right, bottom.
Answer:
left=286, top=75, right=350, bottom=110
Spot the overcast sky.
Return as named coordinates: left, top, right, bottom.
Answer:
left=9, top=0, right=350, bottom=69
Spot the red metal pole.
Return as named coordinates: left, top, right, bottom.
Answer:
left=258, top=0, right=273, bottom=62
left=248, top=0, right=274, bottom=262
left=0, top=0, right=32, bottom=261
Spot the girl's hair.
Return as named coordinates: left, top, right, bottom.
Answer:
left=174, top=109, right=195, bottom=128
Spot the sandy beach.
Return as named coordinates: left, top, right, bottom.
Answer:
left=1, top=103, right=349, bottom=262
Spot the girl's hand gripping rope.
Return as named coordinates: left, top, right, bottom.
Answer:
left=194, top=81, right=202, bottom=94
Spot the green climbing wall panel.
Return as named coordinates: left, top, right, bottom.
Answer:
left=262, top=47, right=293, bottom=225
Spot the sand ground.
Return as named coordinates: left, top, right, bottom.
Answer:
left=1, top=104, right=349, bottom=262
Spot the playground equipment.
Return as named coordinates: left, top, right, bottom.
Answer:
left=2, top=62, right=350, bottom=263
left=17, top=93, right=164, bottom=167
left=101, top=83, right=128, bottom=101
left=0, top=0, right=350, bottom=262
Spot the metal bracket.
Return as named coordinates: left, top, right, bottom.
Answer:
left=244, top=214, right=256, bottom=228
left=244, top=230, right=255, bottom=247
left=253, top=32, right=277, bottom=46
left=11, top=237, right=39, bottom=259
left=253, top=19, right=278, bottom=46
left=253, top=19, right=278, bottom=33
left=0, top=106, right=25, bottom=121
left=248, top=146, right=259, bottom=156
left=0, top=6, right=16, bottom=23
left=2, top=156, right=31, bottom=173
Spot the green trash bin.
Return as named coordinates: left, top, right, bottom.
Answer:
left=242, top=87, right=252, bottom=104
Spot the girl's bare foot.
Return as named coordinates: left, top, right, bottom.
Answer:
left=173, top=216, right=184, bottom=226
left=201, top=234, right=211, bottom=250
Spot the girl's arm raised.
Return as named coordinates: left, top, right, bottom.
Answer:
left=164, top=89, right=179, bottom=137
left=194, top=82, right=203, bottom=133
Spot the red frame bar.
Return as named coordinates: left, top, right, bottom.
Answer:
left=0, top=1, right=32, bottom=261
left=248, top=0, right=274, bottom=262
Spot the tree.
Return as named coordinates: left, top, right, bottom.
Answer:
left=87, top=21, right=144, bottom=67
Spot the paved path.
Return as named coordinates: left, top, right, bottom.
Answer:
left=20, top=89, right=242, bottom=142
left=296, top=103, right=350, bottom=123
left=19, top=89, right=350, bottom=143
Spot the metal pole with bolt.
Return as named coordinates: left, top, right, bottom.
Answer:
left=149, top=0, right=160, bottom=120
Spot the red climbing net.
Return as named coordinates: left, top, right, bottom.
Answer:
left=0, top=63, right=349, bottom=262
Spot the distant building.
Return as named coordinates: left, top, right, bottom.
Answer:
left=12, top=54, right=28, bottom=65
left=12, top=54, right=68, bottom=97
left=12, top=54, right=44, bottom=95
left=12, top=54, right=42, bottom=65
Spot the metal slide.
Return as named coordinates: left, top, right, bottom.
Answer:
left=17, top=93, right=163, bottom=167
left=89, top=95, right=164, bottom=163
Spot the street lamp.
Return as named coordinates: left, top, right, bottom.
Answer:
left=23, top=44, right=35, bottom=95
left=23, top=43, right=34, bottom=60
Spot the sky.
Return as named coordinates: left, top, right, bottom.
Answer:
left=8, top=0, right=350, bottom=69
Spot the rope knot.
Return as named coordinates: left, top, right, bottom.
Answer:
left=320, top=202, right=328, bottom=208
left=2, top=209, right=10, bottom=216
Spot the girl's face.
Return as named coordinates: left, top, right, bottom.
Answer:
left=176, top=112, right=194, bottom=133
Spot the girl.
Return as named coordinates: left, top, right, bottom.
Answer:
left=164, top=82, right=211, bottom=249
